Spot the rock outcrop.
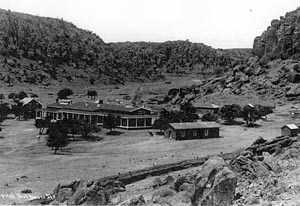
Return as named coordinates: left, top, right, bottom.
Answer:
left=192, top=157, right=237, bottom=206
left=253, top=7, right=300, bottom=60
left=52, top=179, right=125, bottom=205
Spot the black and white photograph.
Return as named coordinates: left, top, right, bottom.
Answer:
left=0, top=0, right=300, bottom=205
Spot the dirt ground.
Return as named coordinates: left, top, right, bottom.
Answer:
left=0, top=100, right=297, bottom=204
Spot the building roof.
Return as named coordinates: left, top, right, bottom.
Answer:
left=169, top=122, right=220, bottom=130
left=192, top=102, right=219, bottom=109
left=47, top=101, right=153, bottom=113
left=282, top=124, right=299, bottom=130
left=20, top=97, right=41, bottom=105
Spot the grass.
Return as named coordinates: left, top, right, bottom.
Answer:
left=0, top=102, right=295, bottom=204
left=0, top=79, right=295, bottom=204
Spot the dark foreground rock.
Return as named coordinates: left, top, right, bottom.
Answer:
left=51, top=179, right=125, bottom=205
left=191, top=157, right=237, bottom=206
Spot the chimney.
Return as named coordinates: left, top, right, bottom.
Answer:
left=97, top=99, right=103, bottom=107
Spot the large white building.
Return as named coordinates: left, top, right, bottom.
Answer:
left=36, top=100, right=158, bottom=129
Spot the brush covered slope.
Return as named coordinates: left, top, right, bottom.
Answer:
left=0, top=8, right=250, bottom=86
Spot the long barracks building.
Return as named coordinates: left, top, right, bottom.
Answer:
left=36, top=100, right=158, bottom=129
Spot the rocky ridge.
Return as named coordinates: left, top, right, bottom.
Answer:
left=0, top=8, right=251, bottom=87
left=253, top=7, right=300, bottom=60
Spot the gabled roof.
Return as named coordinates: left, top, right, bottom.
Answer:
left=282, top=124, right=299, bottom=130
left=169, top=122, right=220, bottom=130
left=47, top=101, right=154, bottom=113
left=20, top=97, right=41, bottom=105
left=192, top=102, right=219, bottom=109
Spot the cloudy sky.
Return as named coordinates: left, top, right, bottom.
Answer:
left=1, top=0, right=299, bottom=48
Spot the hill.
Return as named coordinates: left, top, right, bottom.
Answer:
left=162, top=7, right=300, bottom=106
left=253, top=7, right=300, bottom=61
left=0, top=8, right=251, bottom=86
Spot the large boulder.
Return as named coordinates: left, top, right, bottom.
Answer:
left=53, top=179, right=125, bottom=205
left=191, top=157, right=237, bottom=206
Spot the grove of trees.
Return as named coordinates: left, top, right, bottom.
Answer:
left=57, top=88, right=73, bottom=99
left=153, top=102, right=199, bottom=132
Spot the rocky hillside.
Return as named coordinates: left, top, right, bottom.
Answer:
left=161, top=7, right=300, bottom=106
left=253, top=7, right=300, bottom=60
left=0, top=8, right=251, bottom=86
left=27, top=135, right=300, bottom=205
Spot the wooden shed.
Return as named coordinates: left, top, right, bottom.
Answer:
left=164, top=122, right=220, bottom=140
left=281, top=124, right=300, bottom=137
left=192, top=103, right=220, bottom=115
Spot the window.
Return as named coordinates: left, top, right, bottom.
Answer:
left=181, top=130, right=185, bottom=137
left=193, top=130, right=197, bottom=137
left=138, top=110, right=144, bottom=115
left=97, top=116, right=104, bottom=123
left=204, top=129, right=209, bottom=136
left=129, top=119, right=136, bottom=127
left=122, top=118, right=127, bottom=126
left=137, top=118, right=145, bottom=127
left=146, top=118, right=152, bottom=126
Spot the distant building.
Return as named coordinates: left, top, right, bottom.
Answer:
left=36, top=101, right=158, bottom=129
left=164, top=121, right=220, bottom=140
left=281, top=124, right=300, bottom=137
left=192, top=103, right=220, bottom=115
left=20, top=97, right=42, bottom=118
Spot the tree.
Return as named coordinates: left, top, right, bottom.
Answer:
left=255, top=104, right=273, bottom=120
left=68, top=119, right=82, bottom=137
left=17, top=91, right=28, bottom=100
left=47, top=121, right=69, bottom=154
left=89, top=77, right=95, bottom=85
left=11, top=102, right=23, bottom=120
left=180, top=102, right=199, bottom=122
left=103, top=114, right=119, bottom=132
left=220, top=104, right=242, bottom=123
left=243, top=105, right=261, bottom=126
left=8, top=92, right=17, bottom=99
left=79, top=121, right=93, bottom=138
left=153, top=116, right=169, bottom=133
left=57, top=88, right=73, bottom=99
left=201, top=113, right=218, bottom=122
left=87, top=90, right=97, bottom=99
left=30, top=93, right=39, bottom=98
left=0, top=103, right=10, bottom=125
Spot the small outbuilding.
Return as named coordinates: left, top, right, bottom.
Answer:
left=192, top=103, right=220, bottom=115
left=20, top=97, right=42, bottom=118
left=281, top=124, right=300, bottom=137
left=164, top=122, right=220, bottom=140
